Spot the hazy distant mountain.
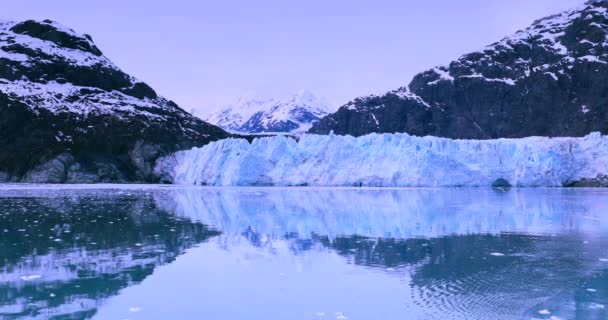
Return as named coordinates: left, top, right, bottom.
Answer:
left=205, top=90, right=332, bottom=133
left=0, top=19, right=228, bottom=182
left=310, top=0, right=608, bottom=139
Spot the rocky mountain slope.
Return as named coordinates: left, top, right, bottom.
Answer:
left=0, top=19, right=228, bottom=183
left=310, top=0, right=608, bottom=139
left=205, top=90, right=331, bottom=133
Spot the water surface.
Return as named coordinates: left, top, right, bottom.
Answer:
left=0, top=186, right=606, bottom=319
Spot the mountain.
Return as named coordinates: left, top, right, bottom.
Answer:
left=0, top=19, right=228, bottom=183
left=205, top=90, right=331, bottom=133
left=309, top=0, right=608, bottom=139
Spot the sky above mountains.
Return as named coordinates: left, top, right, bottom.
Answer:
left=5, top=0, right=582, bottom=116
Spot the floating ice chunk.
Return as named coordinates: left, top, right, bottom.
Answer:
left=490, top=252, right=505, bottom=256
left=599, top=258, right=608, bottom=262
left=589, top=303, right=605, bottom=310
left=335, top=312, right=348, bottom=320
left=19, top=275, right=42, bottom=281
left=538, top=309, right=551, bottom=315
left=587, top=288, right=597, bottom=292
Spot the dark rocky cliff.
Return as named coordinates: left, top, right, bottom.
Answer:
left=0, top=19, right=228, bottom=182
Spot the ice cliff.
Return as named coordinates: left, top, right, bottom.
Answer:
left=155, top=133, right=608, bottom=187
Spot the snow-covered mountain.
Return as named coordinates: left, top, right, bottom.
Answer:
left=0, top=19, right=228, bottom=182
left=205, top=90, right=332, bottom=133
left=310, top=0, right=608, bottom=138
left=155, top=132, right=608, bottom=187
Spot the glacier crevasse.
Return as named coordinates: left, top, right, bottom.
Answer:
left=155, top=133, right=608, bottom=187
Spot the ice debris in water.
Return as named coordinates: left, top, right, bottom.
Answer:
left=490, top=252, right=506, bottom=256
left=538, top=309, right=551, bottom=315
left=19, top=275, right=42, bottom=281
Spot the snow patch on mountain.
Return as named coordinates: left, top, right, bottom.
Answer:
left=424, top=1, right=608, bottom=87
left=156, top=133, right=608, bottom=187
left=0, top=19, right=183, bottom=119
left=205, top=90, right=332, bottom=133
left=0, top=19, right=112, bottom=67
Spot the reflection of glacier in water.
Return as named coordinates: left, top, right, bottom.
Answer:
left=0, top=186, right=606, bottom=320
left=152, top=187, right=608, bottom=320
left=154, top=187, right=608, bottom=240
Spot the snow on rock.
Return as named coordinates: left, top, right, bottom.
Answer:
left=0, top=19, right=186, bottom=118
left=310, top=1, right=608, bottom=139
left=155, top=132, right=608, bottom=187
left=0, top=18, right=228, bottom=182
left=205, top=90, right=332, bottom=133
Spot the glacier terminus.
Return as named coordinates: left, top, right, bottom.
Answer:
left=156, top=132, right=608, bottom=187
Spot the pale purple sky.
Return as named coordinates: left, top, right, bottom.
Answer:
left=5, top=0, right=583, bottom=115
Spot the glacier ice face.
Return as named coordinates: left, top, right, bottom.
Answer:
left=155, top=132, right=608, bottom=187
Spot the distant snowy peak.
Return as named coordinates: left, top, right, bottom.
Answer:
left=206, top=90, right=332, bottom=133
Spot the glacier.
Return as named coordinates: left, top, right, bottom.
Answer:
left=155, top=132, right=608, bottom=187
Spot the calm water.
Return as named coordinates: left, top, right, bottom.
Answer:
left=0, top=186, right=606, bottom=320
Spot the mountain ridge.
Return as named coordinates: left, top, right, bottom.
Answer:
left=309, top=0, right=608, bottom=139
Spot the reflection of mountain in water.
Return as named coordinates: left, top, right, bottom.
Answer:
left=328, top=233, right=607, bottom=319
left=0, top=190, right=219, bottom=319
left=156, top=187, right=608, bottom=319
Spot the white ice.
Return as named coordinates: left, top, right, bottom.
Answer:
left=156, top=132, right=608, bottom=187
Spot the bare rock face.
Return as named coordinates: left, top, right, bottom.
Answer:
left=310, top=1, right=608, bottom=139
left=0, top=19, right=229, bottom=182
